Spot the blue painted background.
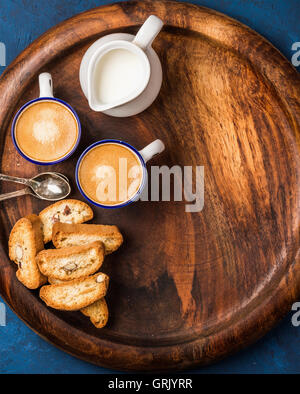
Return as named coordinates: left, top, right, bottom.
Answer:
left=0, top=0, right=299, bottom=374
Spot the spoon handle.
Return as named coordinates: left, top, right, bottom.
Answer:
left=0, top=188, right=30, bottom=201
left=0, top=173, right=28, bottom=185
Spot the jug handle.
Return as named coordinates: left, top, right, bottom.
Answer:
left=132, top=15, right=163, bottom=51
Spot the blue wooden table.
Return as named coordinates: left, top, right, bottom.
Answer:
left=0, top=0, right=299, bottom=374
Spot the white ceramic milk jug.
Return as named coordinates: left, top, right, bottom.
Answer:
left=79, top=15, right=163, bottom=117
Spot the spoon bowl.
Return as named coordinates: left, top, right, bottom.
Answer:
left=53, top=172, right=70, bottom=184
left=30, top=172, right=71, bottom=200
left=0, top=171, right=71, bottom=201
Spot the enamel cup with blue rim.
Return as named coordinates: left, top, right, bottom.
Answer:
left=12, top=73, right=81, bottom=165
left=76, top=139, right=165, bottom=208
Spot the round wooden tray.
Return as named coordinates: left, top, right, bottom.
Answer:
left=0, top=0, right=299, bottom=371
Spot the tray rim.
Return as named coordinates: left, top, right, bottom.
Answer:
left=0, top=0, right=299, bottom=371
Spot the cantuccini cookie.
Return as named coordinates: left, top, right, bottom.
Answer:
left=8, top=214, right=46, bottom=289
left=52, top=223, right=123, bottom=254
left=81, top=298, right=109, bottom=329
left=36, top=241, right=105, bottom=281
left=39, top=199, right=93, bottom=243
left=39, top=273, right=109, bottom=310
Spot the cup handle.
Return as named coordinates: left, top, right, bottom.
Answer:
left=139, top=139, right=165, bottom=163
left=132, top=15, right=163, bottom=50
left=39, top=72, right=54, bottom=98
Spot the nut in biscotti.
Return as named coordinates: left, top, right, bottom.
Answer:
left=8, top=214, right=47, bottom=289
left=52, top=223, right=123, bottom=254
left=39, top=273, right=109, bottom=311
left=36, top=241, right=105, bottom=281
left=48, top=277, right=64, bottom=285
left=39, top=199, right=94, bottom=243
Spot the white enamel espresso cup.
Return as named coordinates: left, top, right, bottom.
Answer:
left=76, top=139, right=165, bottom=208
left=85, top=15, right=163, bottom=112
left=12, top=73, right=81, bottom=165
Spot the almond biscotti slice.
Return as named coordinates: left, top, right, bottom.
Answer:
left=36, top=241, right=105, bottom=281
left=39, top=199, right=93, bottom=243
left=81, top=298, right=109, bottom=328
left=39, top=273, right=109, bottom=311
left=52, top=223, right=123, bottom=254
left=8, top=214, right=47, bottom=289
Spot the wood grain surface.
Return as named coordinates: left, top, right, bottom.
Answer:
left=0, top=0, right=299, bottom=371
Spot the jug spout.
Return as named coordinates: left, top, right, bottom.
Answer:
left=85, top=15, right=164, bottom=113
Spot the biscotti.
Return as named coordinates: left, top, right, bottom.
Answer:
left=39, top=199, right=93, bottom=243
left=81, top=298, right=109, bottom=328
left=8, top=214, right=46, bottom=289
left=52, top=223, right=123, bottom=254
left=36, top=241, right=105, bottom=281
left=39, top=273, right=109, bottom=311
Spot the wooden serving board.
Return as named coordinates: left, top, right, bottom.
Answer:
left=0, top=0, right=299, bottom=371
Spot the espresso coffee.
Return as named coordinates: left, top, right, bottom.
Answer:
left=78, top=143, right=143, bottom=205
left=15, top=101, right=79, bottom=162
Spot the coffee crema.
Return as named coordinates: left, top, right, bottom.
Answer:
left=78, top=143, right=143, bottom=206
left=15, top=101, right=78, bottom=162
